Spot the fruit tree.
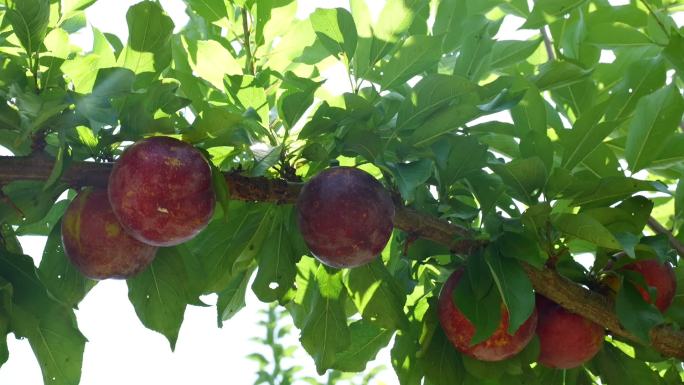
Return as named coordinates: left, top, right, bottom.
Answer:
left=1, top=0, right=684, bottom=384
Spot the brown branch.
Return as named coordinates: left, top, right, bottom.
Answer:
left=647, top=216, right=684, bottom=257
left=2, top=155, right=684, bottom=359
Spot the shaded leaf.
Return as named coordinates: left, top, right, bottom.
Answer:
left=625, top=84, right=684, bottom=171
left=332, top=320, right=393, bottom=372
left=0, top=250, right=85, bottom=385
left=553, top=213, right=621, bottom=249
left=300, top=266, right=351, bottom=374
left=344, top=259, right=409, bottom=331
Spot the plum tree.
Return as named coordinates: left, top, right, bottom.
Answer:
left=535, top=296, right=604, bottom=369
left=621, top=259, right=677, bottom=312
left=296, top=167, right=394, bottom=268
left=108, top=136, right=215, bottom=247
left=438, top=269, right=538, bottom=361
left=61, top=188, right=158, bottom=279
left=1, top=1, right=684, bottom=384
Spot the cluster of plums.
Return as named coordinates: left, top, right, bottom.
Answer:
left=438, top=258, right=676, bottom=368
left=62, top=137, right=676, bottom=370
left=62, top=136, right=216, bottom=279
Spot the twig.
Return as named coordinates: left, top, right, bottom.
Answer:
left=540, top=26, right=556, bottom=62
left=1, top=155, right=684, bottom=359
left=647, top=216, right=684, bottom=257
left=241, top=8, right=255, bottom=75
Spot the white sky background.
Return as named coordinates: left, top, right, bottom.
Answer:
left=0, top=1, right=683, bottom=385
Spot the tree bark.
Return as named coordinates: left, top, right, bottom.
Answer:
left=1, top=155, right=684, bottom=359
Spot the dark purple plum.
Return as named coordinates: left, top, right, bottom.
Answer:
left=296, top=167, right=394, bottom=268
left=108, top=136, right=215, bottom=247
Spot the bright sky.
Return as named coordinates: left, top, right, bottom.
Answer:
left=1, top=1, right=683, bottom=385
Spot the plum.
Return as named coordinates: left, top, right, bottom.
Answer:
left=62, top=188, right=158, bottom=279
left=438, top=268, right=538, bottom=361
left=108, top=136, right=215, bottom=246
left=536, top=296, right=604, bottom=369
left=296, top=167, right=394, bottom=268
left=621, top=259, right=676, bottom=312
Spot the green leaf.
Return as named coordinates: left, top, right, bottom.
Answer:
left=452, top=18, right=498, bottom=80
left=38, top=221, right=96, bottom=308
left=484, top=250, right=535, bottom=334
left=6, top=0, right=50, bottom=56
left=489, top=39, right=542, bottom=70
left=375, top=35, right=442, bottom=90
left=183, top=202, right=273, bottom=293
left=0, top=181, right=65, bottom=226
left=184, top=0, right=228, bottom=23
left=300, top=265, right=351, bottom=375
left=252, top=207, right=300, bottom=302
left=553, top=213, right=621, bottom=249
left=524, top=0, right=589, bottom=28
left=277, top=73, right=322, bottom=130
left=438, top=136, right=488, bottom=186
left=119, top=1, right=174, bottom=74
left=217, top=267, right=254, bottom=327
left=421, top=327, right=465, bottom=385
left=15, top=198, right=69, bottom=236
left=663, top=32, right=684, bottom=80
left=533, top=60, right=592, bottom=90
left=310, top=8, right=358, bottom=61
left=0, top=278, right=10, bottom=367
left=185, top=39, right=242, bottom=90
left=490, top=157, right=547, bottom=204
left=510, top=85, right=546, bottom=135
left=391, top=330, right=424, bottom=385
left=388, top=159, right=434, bottom=202
left=61, top=0, right=97, bottom=18
left=616, top=278, right=664, bottom=343
left=625, top=84, right=684, bottom=171
left=560, top=101, right=618, bottom=170
left=586, top=22, right=654, bottom=48
left=127, top=247, right=199, bottom=350
left=595, top=344, right=661, bottom=384
left=396, top=74, right=479, bottom=132
left=455, top=254, right=502, bottom=345
left=331, top=320, right=393, bottom=372
left=605, top=56, right=665, bottom=121
left=344, top=259, right=409, bottom=331
left=374, top=0, right=427, bottom=42
left=496, top=232, right=546, bottom=268
left=127, top=1, right=174, bottom=52
left=0, top=250, right=85, bottom=385
left=570, top=177, right=667, bottom=207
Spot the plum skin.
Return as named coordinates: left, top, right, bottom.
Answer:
left=62, top=188, right=158, bottom=280
left=536, top=296, right=604, bottom=369
left=108, top=136, right=215, bottom=247
left=438, top=268, right=538, bottom=361
left=621, top=259, right=677, bottom=312
left=296, top=167, right=395, bottom=268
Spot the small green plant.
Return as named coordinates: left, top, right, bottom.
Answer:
left=250, top=303, right=386, bottom=385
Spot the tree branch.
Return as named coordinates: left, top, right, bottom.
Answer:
left=241, top=8, right=255, bottom=76
left=540, top=26, right=556, bottom=62
left=647, top=216, right=684, bottom=257
left=2, top=155, right=684, bottom=359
